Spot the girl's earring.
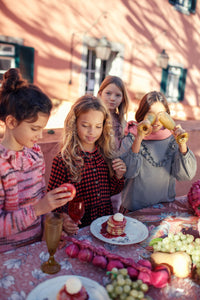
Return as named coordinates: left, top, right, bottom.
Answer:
left=116, top=107, right=119, bottom=114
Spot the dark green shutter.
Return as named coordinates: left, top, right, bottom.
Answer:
left=190, top=0, right=196, bottom=13
left=178, top=68, right=187, bottom=101
left=15, top=45, right=34, bottom=83
left=160, top=68, right=168, bottom=94
left=169, top=0, right=196, bottom=14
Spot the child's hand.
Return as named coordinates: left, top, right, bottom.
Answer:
left=112, top=158, right=126, bottom=179
left=173, top=124, right=186, bottom=139
left=33, top=186, right=75, bottom=217
left=58, top=214, right=80, bottom=249
left=63, top=213, right=80, bottom=235
left=173, top=124, right=188, bottom=154
left=137, top=120, right=152, bottom=139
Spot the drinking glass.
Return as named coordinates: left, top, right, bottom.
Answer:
left=158, top=111, right=189, bottom=144
left=138, top=112, right=156, bottom=135
left=68, top=197, right=85, bottom=223
left=41, top=212, right=63, bottom=274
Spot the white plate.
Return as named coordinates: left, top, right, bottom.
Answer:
left=27, top=275, right=109, bottom=300
left=90, top=215, right=149, bottom=245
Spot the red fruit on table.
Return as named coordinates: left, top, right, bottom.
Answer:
left=60, top=183, right=76, bottom=198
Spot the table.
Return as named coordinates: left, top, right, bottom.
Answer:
left=0, top=196, right=200, bottom=300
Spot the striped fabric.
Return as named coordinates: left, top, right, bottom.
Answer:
left=0, top=144, right=46, bottom=252
left=48, top=147, right=124, bottom=227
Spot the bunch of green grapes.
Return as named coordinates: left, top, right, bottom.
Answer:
left=151, top=232, right=200, bottom=276
left=105, top=267, right=151, bottom=300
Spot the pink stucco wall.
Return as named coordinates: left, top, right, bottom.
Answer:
left=0, top=0, right=200, bottom=120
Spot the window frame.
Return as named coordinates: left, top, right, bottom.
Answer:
left=169, top=0, right=197, bottom=14
left=0, top=43, right=15, bottom=83
left=0, top=43, right=15, bottom=56
left=0, top=56, right=15, bottom=81
left=160, top=65, right=187, bottom=103
left=84, top=48, right=109, bottom=95
left=85, top=49, right=97, bottom=94
left=0, top=41, right=34, bottom=83
left=80, top=36, right=124, bottom=96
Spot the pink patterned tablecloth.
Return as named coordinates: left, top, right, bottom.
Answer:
left=0, top=196, right=200, bottom=300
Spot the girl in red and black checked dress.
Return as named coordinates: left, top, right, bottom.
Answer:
left=48, top=95, right=126, bottom=235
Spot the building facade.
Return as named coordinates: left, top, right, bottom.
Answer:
left=0, top=0, right=199, bottom=122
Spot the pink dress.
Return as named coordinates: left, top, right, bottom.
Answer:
left=0, top=144, right=46, bottom=252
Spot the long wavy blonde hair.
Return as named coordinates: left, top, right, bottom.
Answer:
left=61, top=95, right=116, bottom=182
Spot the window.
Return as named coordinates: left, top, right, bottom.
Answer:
left=84, top=49, right=108, bottom=94
left=99, top=60, right=107, bottom=84
left=0, top=44, right=15, bottom=81
left=85, top=49, right=97, bottom=94
left=15, top=44, right=34, bottom=83
left=169, top=0, right=197, bottom=14
left=0, top=44, right=15, bottom=56
left=0, top=57, right=15, bottom=81
left=160, top=66, right=187, bottom=102
left=0, top=41, right=34, bottom=83
left=80, top=37, right=124, bottom=96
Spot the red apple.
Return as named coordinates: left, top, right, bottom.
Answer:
left=60, top=183, right=76, bottom=198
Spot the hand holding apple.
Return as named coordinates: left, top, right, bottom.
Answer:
left=59, top=183, right=76, bottom=199
left=33, top=183, right=76, bottom=217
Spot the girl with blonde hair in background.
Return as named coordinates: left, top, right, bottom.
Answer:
left=98, top=75, right=129, bottom=212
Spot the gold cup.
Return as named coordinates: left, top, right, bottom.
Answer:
left=138, top=112, right=156, bottom=135
left=41, top=212, right=63, bottom=274
left=158, top=112, right=189, bottom=144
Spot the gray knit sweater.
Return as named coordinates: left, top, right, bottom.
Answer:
left=119, top=133, right=197, bottom=211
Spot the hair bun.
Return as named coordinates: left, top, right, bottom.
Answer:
left=2, top=68, right=27, bottom=92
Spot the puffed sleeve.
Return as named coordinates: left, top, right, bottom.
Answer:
left=119, top=133, right=142, bottom=179
left=172, top=148, right=197, bottom=180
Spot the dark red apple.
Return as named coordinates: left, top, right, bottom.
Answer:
left=60, top=183, right=76, bottom=198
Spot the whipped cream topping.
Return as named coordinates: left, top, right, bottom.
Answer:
left=65, top=277, right=82, bottom=294
left=113, top=213, right=124, bottom=222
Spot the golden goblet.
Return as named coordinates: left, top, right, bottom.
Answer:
left=158, top=111, right=189, bottom=144
left=41, top=212, right=63, bottom=274
left=138, top=112, right=156, bottom=135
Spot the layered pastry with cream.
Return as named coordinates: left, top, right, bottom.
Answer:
left=106, top=213, right=127, bottom=236
left=57, top=277, right=88, bottom=300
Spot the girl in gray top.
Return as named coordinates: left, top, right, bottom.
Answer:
left=120, top=91, right=197, bottom=212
